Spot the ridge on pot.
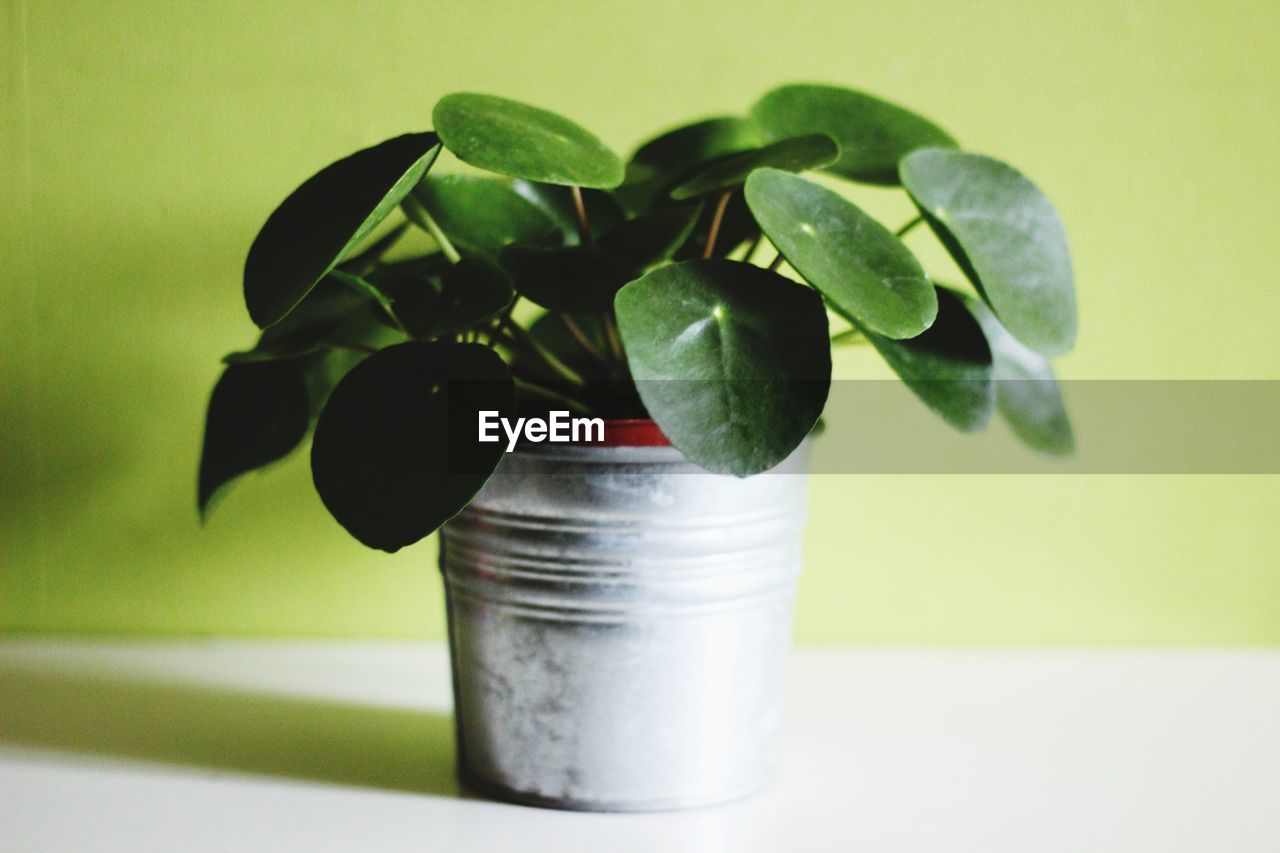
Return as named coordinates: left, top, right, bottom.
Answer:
left=440, top=437, right=811, bottom=811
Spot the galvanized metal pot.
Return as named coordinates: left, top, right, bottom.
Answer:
left=439, top=427, right=811, bottom=812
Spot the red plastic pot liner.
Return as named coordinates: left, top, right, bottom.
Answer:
left=597, top=419, right=671, bottom=447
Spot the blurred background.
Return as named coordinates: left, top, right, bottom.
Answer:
left=2, top=0, right=1276, bottom=643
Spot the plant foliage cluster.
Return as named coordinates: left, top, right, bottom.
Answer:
left=199, top=84, right=1077, bottom=552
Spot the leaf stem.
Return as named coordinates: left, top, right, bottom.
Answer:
left=560, top=313, right=607, bottom=365
left=702, top=190, right=733, bottom=259
left=831, top=327, right=867, bottom=345
left=768, top=250, right=785, bottom=272
left=739, top=231, right=763, bottom=264
left=403, top=193, right=461, bottom=263
left=502, top=319, right=586, bottom=386
left=482, top=315, right=505, bottom=348
left=514, top=378, right=595, bottom=415
left=895, top=214, right=924, bottom=238
left=570, top=186, right=591, bottom=244
left=602, top=313, right=626, bottom=363
left=328, top=269, right=414, bottom=339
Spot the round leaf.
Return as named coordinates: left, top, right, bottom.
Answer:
left=627, top=117, right=763, bottom=180
left=670, top=134, right=839, bottom=200
left=226, top=276, right=370, bottom=363
left=335, top=223, right=410, bottom=276
left=615, top=259, right=831, bottom=476
left=368, top=253, right=453, bottom=286
left=433, top=93, right=624, bottom=189
left=596, top=203, right=704, bottom=269
left=328, top=269, right=397, bottom=314
left=310, top=342, right=515, bottom=552
left=745, top=168, right=936, bottom=338
left=751, top=84, right=956, bottom=185
left=965, top=295, right=1073, bottom=454
left=383, top=257, right=515, bottom=339
left=408, top=174, right=559, bottom=256
left=900, top=148, right=1077, bottom=356
left=618, top=116, right=762, bottom=211
left=298, top=347, right=375, bottom=421
left=243, top=133, right=441, bottom=328
left=198, top=361, right=310, bottom=517
left=863, top=287, right=994, bottom=432
left=500, top=245, right=631, bottom=313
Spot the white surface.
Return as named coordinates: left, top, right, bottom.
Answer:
left=1, top=640, right=1277, bottom=852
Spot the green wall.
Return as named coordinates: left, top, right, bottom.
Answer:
left=2, top=0, right=1277, bottom=642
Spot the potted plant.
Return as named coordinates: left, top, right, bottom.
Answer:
left=199, top=84, right=1076, bottom=810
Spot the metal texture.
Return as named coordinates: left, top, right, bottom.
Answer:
left=440, top=441, right=810, bottom=811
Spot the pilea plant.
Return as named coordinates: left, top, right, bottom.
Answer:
left=199, top=84, right=1076, bottom=552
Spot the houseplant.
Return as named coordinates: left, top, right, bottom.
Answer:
left=199, top=84, right=1076, bottom=809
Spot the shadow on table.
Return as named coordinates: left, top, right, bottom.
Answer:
left=0, top=660, right=460, bottom=797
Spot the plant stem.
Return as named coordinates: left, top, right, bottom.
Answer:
left=502, top=319, right=586, bottom=386
left=482, top=315, right=505, bottom=348
left=570, top=186, right=591, bottom=244
left=483, top=293, right=530, bottom=349
left=560, top=313, right=607, bottom=365
left=768, top=250, right=785, bottom=272
left=895, top=214, right=924, bottom=238
left=602, top=313, right=625, bottom=362
left=388, top=313, right=412, bottom=339
left=739, top=232, right=763, bottom=264
left=702, top=190, right=733, bottom=259
left=514, top=378, right=595, bottom=414
left=831, top=327, right=867, bottom=345
left=402, top=194, right=461, bottom=263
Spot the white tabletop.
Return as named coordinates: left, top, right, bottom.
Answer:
left=1, top=640, right=1276, bottom=852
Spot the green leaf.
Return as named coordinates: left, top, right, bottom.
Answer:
left=367, top=253, right=453, bottom=287
left=900, top=149, right=1076, bottom=356
left=744, top=168, right=936, bottom=339
left=298, top=347, right=374, bottom=421
left=198, top=361, right=310, bottom=517
left=433, top=93, right=624, bottom=189
left=243, top=133, right=441, bottom=328
left=751, top=84, right=956, bottom=185
left=384, top=257, right=515, bottom=339
left=670, top=134, right=839, bottom=200
left=226, top=276, right=380, bottom=363
left=226, top=268, right=416, bottom=364
left=629, top=116, right=763, bottom=172
left=500, top=244, right=631, bottom=313
left=328, top=269, right=397, bottom=313
left=310, top=342, right=515, bottom=552
left=618, top=116, right=763, bottom=212
left=965, top=295, right=1073, bottom=454
left=336, top=222, right=410, bottom=276
left=864, top=286, right=994, bottom=432
left=408, top=174, right=559, bottom=256
left=511, top=181, right=626, bottom=245
left=615, top=259, right=831, bottom=476
left=597, top=203, right=703, bottom=269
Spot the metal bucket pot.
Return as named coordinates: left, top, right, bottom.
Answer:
left=439, top=431, right=810, bottom=811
